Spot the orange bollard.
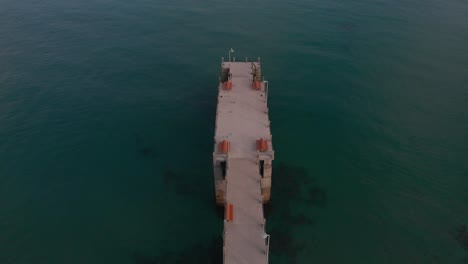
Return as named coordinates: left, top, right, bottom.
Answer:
left=256, top=139, right=268, bottom=152
left=252, top=80, right=262, bottom=90
left=224, top=81, right=232, bottom=90
left=226, top=203, right=234, bottom=221
left=218, top=140, right=230, bottom=153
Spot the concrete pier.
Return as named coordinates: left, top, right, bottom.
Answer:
left=213, top=58, right=274, bottom=263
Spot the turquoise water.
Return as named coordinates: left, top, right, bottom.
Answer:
left=1, top=0, right=468, bottom=263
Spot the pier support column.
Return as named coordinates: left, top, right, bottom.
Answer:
left=261, top=159, right=273, bottom=203
left=214, top=159, right=227, bottom=205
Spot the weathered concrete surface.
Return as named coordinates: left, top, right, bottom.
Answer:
left=212, top=61, right=274, bottom=263
left=224, top=159, right=268, bottom=264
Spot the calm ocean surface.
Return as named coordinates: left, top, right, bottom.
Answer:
left=1, top=0, right=467, bottom=263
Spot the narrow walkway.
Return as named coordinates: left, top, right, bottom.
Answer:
left=214, top=60, right=273, bottom=263
left=224, top=159, right=268, bottom=263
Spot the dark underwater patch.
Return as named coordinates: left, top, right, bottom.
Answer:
left=265, top=162, right=326, bottom=263
left=161, top=168, right=209, bottom=201
left=451, top=224, right=468, bottom=263
left=133, top=236, right=222, bottom=264
left=162, top=169, right=178, bottom=185
left=155, top=163, right=325, bottom=263
left=304, top=186, right=327, bottom=208
left=140, top=147, right=156, bottom=157
left=454, top=224, right=468, bottom=250
left=135, top=133, right=158, bottom=158
left=271, top=163, right=327, bottom=208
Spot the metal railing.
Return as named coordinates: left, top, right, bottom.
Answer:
left=264, top=80, right=269, bottom=104
left=221, top=56, right=261, bottom=63
left=264, top=233, right=270, bottom=264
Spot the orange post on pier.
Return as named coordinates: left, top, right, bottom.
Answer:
left=252, top=80, right=262, bottom=90
left=225, top=203, right=234, bottom=222
left=218, top=140, right=230, bottom=153
left=256, top=138, right=268, bottom=152
left=224, top=81, right=232, bottom=90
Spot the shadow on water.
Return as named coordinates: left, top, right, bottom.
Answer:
left=454, top=224, right=468, bottom=250
left=265, top=162, right=326, bottom=263
left=132, top=236, right=222, bottom=264
left=134, top=149, right=325, bottom=263
left=140, top=146, right=156, bottom=158
left=453, top=224, right=468, bottom=263
left=140, top=163, right=326, bottom=263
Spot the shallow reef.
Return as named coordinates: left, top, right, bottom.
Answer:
left=266, top=162, right=326, bottom=263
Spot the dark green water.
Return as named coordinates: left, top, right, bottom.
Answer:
left=1, top=0, right=468, bottom=263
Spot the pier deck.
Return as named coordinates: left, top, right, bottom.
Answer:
left=215, top=62, right=271, bottom=160
left=213, top=60, right=274, bottom=264
left=224, top=159, right=267, bottom=263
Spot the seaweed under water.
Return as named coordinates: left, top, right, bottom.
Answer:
left=148, top=163, right=325, bottom=263
left=454, top=224, right=468, bottom=250
left=140, top=147, right=156, bottom=157
left=453, top=224, right=468, bottom=263
left=265, top=162, right=326, bottom=263
left=133, top=236, right=222, bottom=264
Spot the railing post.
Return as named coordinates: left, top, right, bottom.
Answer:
left=265, top=234, right=270, bottom=264
left=264, top=80, right=269, bottom=104
left=223, top=245, right=226, bottom=263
